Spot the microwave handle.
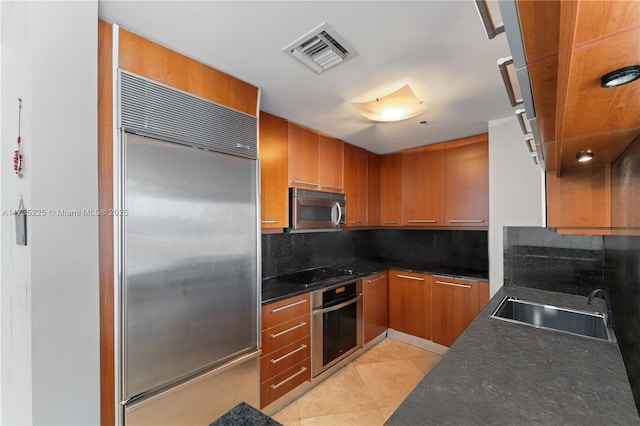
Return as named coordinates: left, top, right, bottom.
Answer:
left=332, top=202, right=342, bottom=227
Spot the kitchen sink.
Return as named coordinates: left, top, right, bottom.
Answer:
left=491, top=297, right=614, bottom=342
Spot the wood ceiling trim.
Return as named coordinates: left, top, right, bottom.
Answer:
left=554, top=0, right=580, bottom=177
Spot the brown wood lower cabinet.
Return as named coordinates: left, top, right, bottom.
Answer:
left=260, top=294, right=311, bottom=408
left=363, top=272, right=388, bottom=344
left=388, top=270, right=432, bottom=340
left=431, top=277, right=489, bottom=347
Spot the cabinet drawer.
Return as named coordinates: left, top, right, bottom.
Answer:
left=260, top=358, right=311, bottom=408
left=261, top=336, right=311, bottom=381
left=262, top=294, right=310, bottom=331
left=261, top=314, right=310, bottom=356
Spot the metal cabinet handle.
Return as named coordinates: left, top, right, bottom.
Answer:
left=291, top=180, right=319, bottom=187
left=515, top=109, right=529, bottom=135
left=448, top=219, right=485, bottom=223
left=322, top=185, right=344, bottom=191
left=350, top=220, right=363, bottom=224
left=270, top=321, right=307, bottom=339
left=271, top=299, right=307, bottom=313
left=396, top=274, right=425, bottom=281
left=474, top=0, right=505, bottom=39
left=270, top=367, right=308, bottom=390
left=261, top=220, right=278, bottom=224
left=270, top=344, right=307, bottom=364
left=383, top=221, right=398, bottom=224
left=435, top=280, right=472, bottom=289
left=407, top=219, right=437, bottom=223
left=366, top=276, right=386, bottom=284
left=497, top=56, right=523, bottom=107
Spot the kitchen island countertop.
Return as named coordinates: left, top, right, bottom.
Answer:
left=386, top=286, right=640, bottom=425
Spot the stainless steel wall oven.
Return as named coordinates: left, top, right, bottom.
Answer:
left=311, top=279, right=363, bottom=377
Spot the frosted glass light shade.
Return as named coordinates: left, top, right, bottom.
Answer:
left=352, top=84, right=427, bottom=122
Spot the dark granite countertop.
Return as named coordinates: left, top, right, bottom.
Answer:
left=386, top=286, right=640, bottom=426
left=209, top=402, right=281, bottom=426
left=262, top=259, right=488, bottom=305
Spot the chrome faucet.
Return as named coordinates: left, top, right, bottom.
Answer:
left=588, top=288, right=614, bottom=328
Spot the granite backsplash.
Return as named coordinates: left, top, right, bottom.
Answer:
left=261, top=229, right=488, bottom=280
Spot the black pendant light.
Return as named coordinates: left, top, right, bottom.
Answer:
left=601, top=65, right=640, bottom=88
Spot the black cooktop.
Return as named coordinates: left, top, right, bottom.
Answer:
left=277, top=266, right=356, bottom=285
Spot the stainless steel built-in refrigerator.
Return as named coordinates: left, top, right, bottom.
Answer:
left=118, top=71, right=260, bottom=425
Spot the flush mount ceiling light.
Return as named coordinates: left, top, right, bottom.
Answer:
left=576, top=150, right=594, bottom=163
left=600, top=65, right=640, bottom=88
left=352, top=84, right=428, bottom=122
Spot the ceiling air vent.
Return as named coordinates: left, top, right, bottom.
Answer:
left=283, top=23, right=358, bottom=74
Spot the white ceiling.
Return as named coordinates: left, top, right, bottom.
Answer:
left=99, top=1, right=514, bottom=154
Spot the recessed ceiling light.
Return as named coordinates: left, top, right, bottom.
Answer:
left=600, top=65, right=640, bottom=88
left=576, top=150, right=594, bottom=163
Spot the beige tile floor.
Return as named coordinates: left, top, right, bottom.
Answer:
left=272, top=337, right=442, bottom=426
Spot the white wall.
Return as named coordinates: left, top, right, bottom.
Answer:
left=1, top=2, right=100, bottom=424
left=488, top=116, right=544, bottom=296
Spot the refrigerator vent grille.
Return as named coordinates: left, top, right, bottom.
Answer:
left=119, top=71, right=257, bottom=159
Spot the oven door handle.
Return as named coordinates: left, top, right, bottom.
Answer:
left=313, top=293, right=362, bottom=315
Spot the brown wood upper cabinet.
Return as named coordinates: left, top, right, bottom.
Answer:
left=259, top=112, right=289, bottom=229
left=444, top=135, right=489, bottom=227
left=379, top=152, right=404, bottom=227
left=344, top=143, right=368, bottom=227
left=388, top=270, right=431, bottom=340
left=288, top=123, right=344, bottom=193
left=367, top=152, right=381, bottom=226
left=402, top=144, right=444, bottom=226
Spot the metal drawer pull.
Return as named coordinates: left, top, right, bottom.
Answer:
left=474, top=0, right=505, bottom=40
left=270, top=367, right=308, bottom=390
left=396, top=274, right=425, bottom=281
left=261, top=220, right=278, bottom=224
left=270, top=321, right=307, bottom=339
left=435, top=280, right=472, bottom=289
left=407, top=219, right=437, bottom=223
left=322, top=185, right=344, bottom=191
left=366, top=276, right=386, bottom=284
left=270, top=344, right=308, bottom=364
left=515, top=109, right=529, bottom=135
left=383, top=221, right=398, bottom=224
left=271, top=299, right=307, bottom=313
left=497, top=56, right=523, bottom=107
left=449, top=219, right=485, bottom=223
left=292, top=180, right=319, bottom=187
left=350, top=221, right=363, bottom=224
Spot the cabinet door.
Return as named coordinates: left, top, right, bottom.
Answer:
left=344, top=143, right=368, bottom=227
left=364, top=272, right=388, bottom=344
left=546, top=165, right=611, bottom=228
left=288, top=123, right=319, bottom=189
left=388, top=270, right=431, bottom=340
left=318, top=135, right=344, bottom=193
left=259, top=112, right=289, bottom=229
left=444, top=136, right=489, bottom=227
left=402, top=144, right=444, bottom=226
left=367, top=152, right=381, bottom=226
left=431, top=277, right=482, bottom=347
left=380, top=153, right=403, bottom=227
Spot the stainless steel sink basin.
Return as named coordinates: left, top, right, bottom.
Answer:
left=491, top=297, right=614, bottom=342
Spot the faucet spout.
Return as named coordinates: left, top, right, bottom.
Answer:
left=588, top=288, right=614, bottom=328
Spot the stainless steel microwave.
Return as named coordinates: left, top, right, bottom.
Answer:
left=289, top=188, right=346, bottom=232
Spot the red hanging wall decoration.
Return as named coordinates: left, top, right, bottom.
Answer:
left=13, top=98, right=23, bottom=177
